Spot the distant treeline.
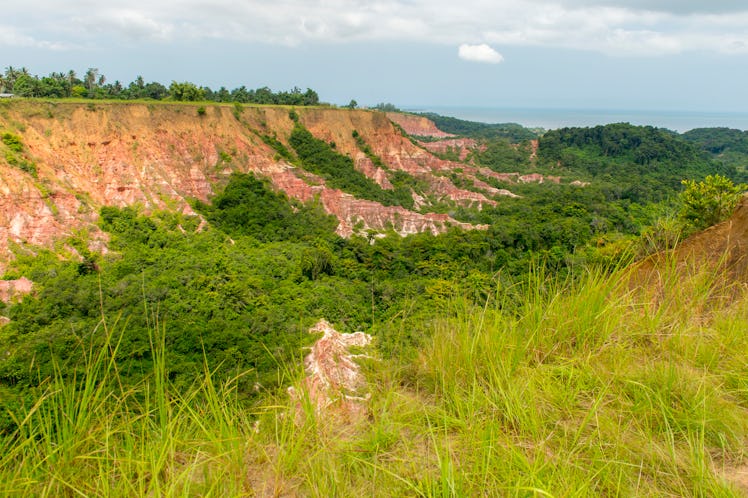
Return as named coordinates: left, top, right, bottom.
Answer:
left=0, top=66, right=320, bottom=105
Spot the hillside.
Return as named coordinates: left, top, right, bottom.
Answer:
left=0, top=101, right=523, bottom=273
left=0, top=106, right=742, bottom=388
left=683, top=127, right=748, bottom=173
left=2, top=103, right=748, bottom=495
left=633, top=193, right=748, bottom=290
left=2, top=102, right=740, bottom=275
left=2, top=202, right=748, bottom=496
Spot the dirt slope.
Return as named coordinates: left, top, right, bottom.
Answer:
left=632, top=194, right=748, bottom=291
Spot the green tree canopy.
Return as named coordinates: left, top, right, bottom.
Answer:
left=679, top=174, right=747, bottom=230
left=168, top=81, right=206, bottom=102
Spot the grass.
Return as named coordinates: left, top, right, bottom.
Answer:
left=2, top=97, right=345, bottom=111
left=2, top=261, right=748, bottom=496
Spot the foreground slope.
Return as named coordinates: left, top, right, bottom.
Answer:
left=2, top=241, right=748, bottom=496
left=634, top=193, right=748, bottom=290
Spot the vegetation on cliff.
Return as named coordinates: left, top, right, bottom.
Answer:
left=288, top=121, right=415, bottom=209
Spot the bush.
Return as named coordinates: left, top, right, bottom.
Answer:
left=1, top=133, right=23, bottom=153
left=680, top=174, right=747, bottom=230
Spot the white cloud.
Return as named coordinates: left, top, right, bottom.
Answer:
left=69, top=10, right=174, bottom=41
left=3, top=1, right=748, bottom=57
left=458, top=43, right=504, bottom=63
left=0, top=25, right=70, bottom=50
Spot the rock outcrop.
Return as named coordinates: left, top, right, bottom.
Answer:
left=288, top=319, right=372, bottom=421
left=0, top=277, right=32, bottom=303
left=385, top=112, right=454, bottom=138
left=419, top=138, right=478, bottom=161
left=519, top=173, right=561, bottom=184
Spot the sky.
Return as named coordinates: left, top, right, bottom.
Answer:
left=2, top=0, right=748, bottom=113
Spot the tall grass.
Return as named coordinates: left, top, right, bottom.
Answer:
left=2, top=260, right=748, bottom=496
left=0, top=315, right=260, bottom=497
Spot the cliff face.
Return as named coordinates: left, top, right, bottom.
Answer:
left=385, top=112, right=453, bottom=138
left=0, top=102, right=501, bottom=270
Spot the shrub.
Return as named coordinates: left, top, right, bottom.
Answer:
left=680, top=174, right=747, bottom=230
left=1, top=133, right=23, bottom=153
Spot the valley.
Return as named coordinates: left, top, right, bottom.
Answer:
left=1, top=99, right=748, bottom=496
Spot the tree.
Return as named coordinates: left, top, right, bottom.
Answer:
left=39, top=76, right=66, bottom=98
left=302, top=88, right=319, bottom=106
left=3, top=66, right=29, bottom=92
left=346, top=99, right=358, bottom=109
left=144, top=82, right=168, bottom=100
left=168, top=81, right=205, bottom=101
left=680, top=174, right=747, bottom=230
left=12, top=74, right=40, bottom=97
left=84, top=68, right=100, bottom=97
left=373, top=102, right=400, bottom=112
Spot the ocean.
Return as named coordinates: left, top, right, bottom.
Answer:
left=403, top=106, right=748, bottom=133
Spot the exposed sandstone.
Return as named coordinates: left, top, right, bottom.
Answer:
left=354, top=156, right=393, bottom=189
left=471, top=178, right=520, bottom=199
left=419, top=138, right=478, bottom=161
left=0, top=277, right=32, bottom=303
left=288, top=319, right=372, bottom=421
left=0, top=102, right=499, bottom=270
left=519, top=173, right=561, bottom=184
left=385, top=112, right=454, bottom=138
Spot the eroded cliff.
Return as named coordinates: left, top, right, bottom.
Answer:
left=0, top=101, right=507, bottom=271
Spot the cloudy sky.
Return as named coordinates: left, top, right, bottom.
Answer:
left=2, top=0, right=748, bottom=113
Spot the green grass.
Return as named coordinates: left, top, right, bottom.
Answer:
left=2, top=97, right=342, bottom=110
left=2, top=262, right=748, bottom=496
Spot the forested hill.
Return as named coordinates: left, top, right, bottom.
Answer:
left=535, top=123, right=744, bottom=202
left=682, top=127, right=748, bottom=172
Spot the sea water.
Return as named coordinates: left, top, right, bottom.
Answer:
left=404, top=106, right=748, bottom=133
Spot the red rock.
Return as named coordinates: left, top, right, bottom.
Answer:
left=0, top=103, right=499, bottom=272
left=419, top=138, right=478, bottom=161
left=519, top=173, right=545, bottom=183
left=385, top=112, right=454, bottom=138
left=288, top=319, right=372, bottom=421
left=0, top=277, right=32, bottom=303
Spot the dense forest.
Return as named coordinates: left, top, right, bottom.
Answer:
left=683, top=127, right=748, bottom=172
left=0, top=66, right=320, bottom=105
left=536, top=123, right=745, bottom=202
